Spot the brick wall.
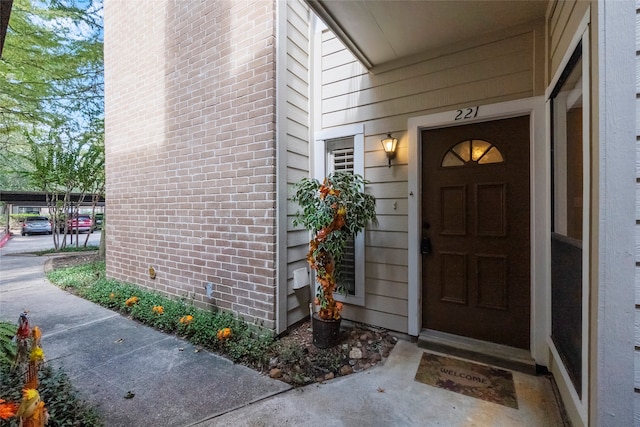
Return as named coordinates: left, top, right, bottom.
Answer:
left=104, top=0, right=277, bottom=330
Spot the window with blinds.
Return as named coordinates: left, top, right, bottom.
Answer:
left=326, top=137, right=356, bottom=296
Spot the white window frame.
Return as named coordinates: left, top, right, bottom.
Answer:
left=314, top=123, right=366, bottom=306
left=544, top=11, right=590, bottom=424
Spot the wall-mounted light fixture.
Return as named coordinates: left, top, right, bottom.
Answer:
left=381, top=133, right=398, bottom=167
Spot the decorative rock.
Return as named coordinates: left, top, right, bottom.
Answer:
left=324, top=372, right=334, bottom=380
left=381, top=345, right=393, bottom=358
left=340, top=365, right=353, bottom=376
left=371, top=353, right=382, bottom=363
left=269, top=368, right=283, bottom=379
left=364, top=363, right=371, bottom=370
left=350, top=347, right=363, bottom=359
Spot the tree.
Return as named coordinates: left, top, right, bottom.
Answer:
left=1, top=0, right=104, bottom=252
left=19, top=122, right=104, bottom=250
left=0, top=0, right=103, bottom=191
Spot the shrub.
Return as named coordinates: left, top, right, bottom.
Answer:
left=0, top=322, right=17, bottom=365
left=292, top=172, right=377, bottom=320
left=47, top=261, right=274, bottom=368
left=0, top=361, right=101, bottom=427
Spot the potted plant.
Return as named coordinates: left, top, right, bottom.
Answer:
left=292, top=172, right=377, bottom=348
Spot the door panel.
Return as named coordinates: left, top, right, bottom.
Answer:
left=441, top=186, right=466, bottom=235
left=421, top=116, right=530, bottom=349
left=439, top=252, right=468, bottom=304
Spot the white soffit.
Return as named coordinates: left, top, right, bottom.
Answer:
left=308, top=0, right=548, bottom=68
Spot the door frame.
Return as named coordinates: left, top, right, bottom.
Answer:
left=407, top=97, right=548, bottom=365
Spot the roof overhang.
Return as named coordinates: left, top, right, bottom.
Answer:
left=0, top=191, right=105, bottom=207
left=306, top=0, right=548, bottom=70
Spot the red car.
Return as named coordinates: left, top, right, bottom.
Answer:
left=62, top=215, right=94, bottom=233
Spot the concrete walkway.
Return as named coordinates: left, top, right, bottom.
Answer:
left=0, top=251, right=290, bottom=426
left=0, top=245, right=567, bottom=426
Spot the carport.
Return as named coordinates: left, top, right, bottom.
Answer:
left=0, top=191, right=105, bottom=235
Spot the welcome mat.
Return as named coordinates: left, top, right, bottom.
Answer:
left=414, top=352, right=518, bottom=409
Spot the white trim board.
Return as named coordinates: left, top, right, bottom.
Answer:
left=313, top=124, right=366, bottom=307
left=275, top=0, right=288, bottom=334
left=544, top=11, right=590, bottom=424
left=407, top=97, right=548, bottom=367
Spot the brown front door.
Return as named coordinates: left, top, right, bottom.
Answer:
left=421, top=116, right=530, bottom=349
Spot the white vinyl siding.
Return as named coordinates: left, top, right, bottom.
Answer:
left=280, top=0, right=311, bottom=331
left=547, top=0, right=590, bottom=82
left=317, top=20, right=544, bottom=334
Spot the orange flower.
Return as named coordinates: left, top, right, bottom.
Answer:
left=217, top=328, right=232, bottom=341
left=152, top=305, right=164, bottom=314
left=109, top=293, right=115, bottom=300
left=315, top=227, right=329, bottom=242
left=31, top=326, right=42, bottom=341
left=319, top=183, right=330, bottom=199
left=179, top=315, right=193, bottom=325
left=0, top=399, right=18, bottom=420
left=125, top=296, right=139, bottom=307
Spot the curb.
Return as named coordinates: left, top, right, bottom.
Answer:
left=0, top=232, right=11, bottom=248
left=43, top=250, right=99, bottom=274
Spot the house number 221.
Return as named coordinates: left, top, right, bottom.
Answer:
left=454, top=106, right=479, bottom=121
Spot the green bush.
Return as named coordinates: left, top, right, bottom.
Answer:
left=47, top=261, right=274, bottom=368
left=10, top=213, right=46, bottom=222
left=0, top=322, right=17, bottom=365
left=0, top=361, right=101, bottom=427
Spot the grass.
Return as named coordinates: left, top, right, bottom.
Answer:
left=46, top=260, right=274, bottom=369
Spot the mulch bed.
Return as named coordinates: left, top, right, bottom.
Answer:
left=49, top=254, right=398, bottom=386
left=267, top=318, right=397, bottom=385
left=50, top=253, right=100, bottom=269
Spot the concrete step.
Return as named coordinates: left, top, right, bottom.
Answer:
left=417, top=329, right=539, bottom=375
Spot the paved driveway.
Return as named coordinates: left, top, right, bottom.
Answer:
left=1, top=230, right=101, bottom=255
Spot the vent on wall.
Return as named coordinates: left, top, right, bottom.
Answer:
left=293, top=267, right=309, bottom=289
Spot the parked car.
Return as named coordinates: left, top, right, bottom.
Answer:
left=21, top=217, right=52, bottom=236
left=62, top=215, right=94, bottom=234
left=93, top=213, right=104, bottom=230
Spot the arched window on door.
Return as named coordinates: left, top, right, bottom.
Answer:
left=441, top=139, right=504, bottom=167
